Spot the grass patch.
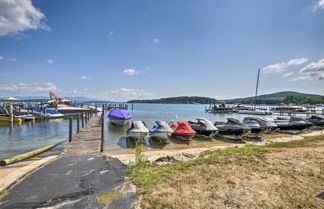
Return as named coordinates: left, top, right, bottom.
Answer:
left=129, top=134, right=324, bottom=208
left=96, top=191, right=122, bottom=206
left=0, top=190, right=9, bottom=206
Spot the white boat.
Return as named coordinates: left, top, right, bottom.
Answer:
left=109, top=118, right=130, bottom=126
left=238, top=110, right=271, bottom=115
left=270, top=106, right=307, bottom=114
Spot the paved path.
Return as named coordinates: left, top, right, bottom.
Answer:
left=61, top=116, right=102, bottom=157
left=0, top=155, right=138, bottom=209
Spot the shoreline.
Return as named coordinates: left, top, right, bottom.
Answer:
left=108, top=129, right=324, bottom=164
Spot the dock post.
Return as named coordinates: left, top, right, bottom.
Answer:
left=81, top=112, right=84, bottom=128
left=100, top=115, right=104, bottom=152
left=9, top=103, right=13, bottom=123
left=69, top=117, right=73, bottom=143
left=77, top=114, right=80, bottom=133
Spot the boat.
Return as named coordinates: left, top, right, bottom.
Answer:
left=306, top=115, right=324, bottom=126
left=214, top=118, right=251, bottom=136
left=0, top=114, right=24, bottom=123
left=16, top=114, right=35, bottom=121
left=274, top=117, right=312, bottom=130
left=188, top=118, right=218, bottom=137
left=242, top=117, right=262, bottom=133
left=27, top=107, right=64, bottom=118
left=126, top=121, right=149, bottom=140
left=238, top=109, right=271, bottom=115
left=149, top=121, right=173, bottom=142
left=108, top=109, right=132, bottom=125
left=170, top=121, right=196, bottom=141
left=271, top=106, right=307, bottom=114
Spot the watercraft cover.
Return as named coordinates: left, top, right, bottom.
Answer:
left=150, top=121, right=173, bottom=133
left=173, top=121, right=196, bottom=135
left=108, top=109, right=132, bottom=120
left=128, top=121, right=149, bottom=133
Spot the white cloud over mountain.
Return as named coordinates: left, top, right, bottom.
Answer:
left=262, top=58, right=308, bottom=73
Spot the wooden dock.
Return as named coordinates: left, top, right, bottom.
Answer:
left=61, top=116, right=103, bottom=157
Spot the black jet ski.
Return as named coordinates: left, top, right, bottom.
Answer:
left=188, top=118, right=218, bottom=137
left=274, top=117, right=312, bottom=130
left=307, top=115, right=324, bottom=126
left=214, top=118, right=250, bottom=136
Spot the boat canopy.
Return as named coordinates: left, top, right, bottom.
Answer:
left=108, top=109, right=132, bottom=120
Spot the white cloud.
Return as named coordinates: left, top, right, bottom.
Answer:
left=80, top=76, right=92, bottom=80
left=314, top=0, right=324, bottom=10
left=0, top=0, right=50, bottom=36
left=262, top=58, right=308, bottom=73
left=8, top=57, right=17, bottom=61
left=105, top=88, right=153, bottom=101
left=122, top=69, right=139, bottom=76
left=282, top=72, right=295, bottom=78
left=153, top=38, right=160, bottom=44
left=108, top=30, right=114, bottom=37
left=289, top=58, right=324, bottom=81
left=47, top=59, right=53, bottom=64
left=0, top=56, right=3, bottom=60
left=0, top=82, right=57, bottom=92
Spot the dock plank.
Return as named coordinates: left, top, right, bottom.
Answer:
left=61, top=116, right=102, bottom=157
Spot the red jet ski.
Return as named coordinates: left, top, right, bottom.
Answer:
left=171, top=121, right=196, bottom=141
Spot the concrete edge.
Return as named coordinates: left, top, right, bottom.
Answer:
left=0, top=155, right=58, bottom=194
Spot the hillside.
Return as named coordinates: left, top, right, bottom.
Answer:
left=225, top=91, right=323, bottom=104
left=127, top=96, right=218, bottom=104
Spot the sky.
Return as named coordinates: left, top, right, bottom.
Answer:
left=0, top=0, right=324, bottom=101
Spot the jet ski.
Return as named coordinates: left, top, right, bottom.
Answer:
left=242, top=117, right=262, bottom=134
left=307, top=115, right=324, bottom=126
left=214, top=118, right=251, bottom=136
left=255, top=117, right=278, bottom=132
left=170, top=121, right=196, bottom=141
left=274, top=117, right=312, bottom=130
left=126, top=121, right=149, bottom=140
left=108, top=109, right=132, bottom=126
left=188, top=118, right=218, bottom=137
left=149, top=121, right=173, bottom=143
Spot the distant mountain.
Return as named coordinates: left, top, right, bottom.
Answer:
left=128, top=96, right=218, bottom=104
left=225, top=91, right=323, bottom=104
left=13, top=96, right=100, bottom=101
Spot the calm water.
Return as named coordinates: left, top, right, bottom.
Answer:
left=0, top=103, right=280, bottom=159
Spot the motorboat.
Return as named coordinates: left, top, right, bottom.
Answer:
left=126, top=121, right=149, bottom=140
left=0, top=114, right=24, bottom=123
left=274, top=117, right=312, bottom=130
left=306, top=115, right=324, bottom=126
left=27, top=107, right=64, bottom=118
left=149, top=121, right=173, bottom=142
left=271, top=106, right=307, bottom=114
left=238, top=109, right=271, bottom=115
left=16, top=114, right=35, bottom=121
left=242, top=117, right=262, bottom=133
left=108, top=109, right=132, bottom=126
left=214, top=118, right=251, bottom=136
left=188, top=118, right=218, bottom=137
left=170, top=121, right=196, bottom=141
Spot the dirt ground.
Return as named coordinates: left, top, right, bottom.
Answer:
left=136, top=138, right=324, bottom=209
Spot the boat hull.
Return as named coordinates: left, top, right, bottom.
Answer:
left=109, top=118, right=129, bottom=126
left=150, top=132, right=172, bottom=141
left=127, top=132, right=148, bottom=140
left=0, top=116, right=24, bottom=123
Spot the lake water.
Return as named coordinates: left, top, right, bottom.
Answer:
left=0, top=103, right=287, bottom=159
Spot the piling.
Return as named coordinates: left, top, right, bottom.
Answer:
left=77, top=114, right=80, bottom=133
left=81, top=112, right=84, bottom=128
left=9, top=103, right=13, bottom=123
left=69, top=117, right=73, bottom=143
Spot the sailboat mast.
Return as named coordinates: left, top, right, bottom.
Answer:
left=254, top=69, right=260, bottom=109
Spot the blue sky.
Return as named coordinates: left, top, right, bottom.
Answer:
left=0, top=0, right=324, bottom=101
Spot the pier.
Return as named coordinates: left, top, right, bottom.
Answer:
left=61, top=116, right=103, bottom=157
